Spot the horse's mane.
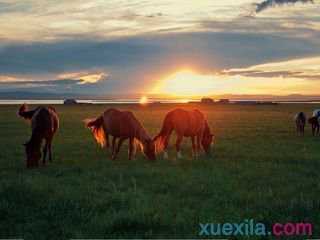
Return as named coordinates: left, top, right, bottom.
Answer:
left=48, top=106, right=57, bottom=113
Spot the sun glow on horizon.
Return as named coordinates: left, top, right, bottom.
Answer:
left=150, top=67, right=320, bottom=97
left=139, top=96, right=149, bottom=104
left=152, top=70, right=218, bottom=97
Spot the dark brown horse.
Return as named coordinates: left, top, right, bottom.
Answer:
left=85, top=108, right=156, bottom=161
left=308, top=116, right=319, bottom=136
left=294, top=112, right=306, bottom=136
left=18, top=104, right=59, bottom=168
left=153, top=108, right=214, bottom=159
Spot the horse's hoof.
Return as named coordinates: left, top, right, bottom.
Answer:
left=163, top=151, right=169, bottom=159
left=177, top=152, right=183, bottom=159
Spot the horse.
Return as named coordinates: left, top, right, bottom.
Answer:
left=294, top=112, right=306, bottom=136
left=85, top=108, right=156, bottom=161
left=153, top=108, right=214, bottom=159
left=312, top=109, right=320, bottom=118
left=18, top=104, right=59, bottom=168
left=308, top=116, right=319, bottom=136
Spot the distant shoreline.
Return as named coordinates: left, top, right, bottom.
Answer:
left=1, top=99, right=320, bottom=105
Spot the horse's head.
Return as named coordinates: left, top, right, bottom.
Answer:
left=308, top=117, right=318, bottom=125
left=143, top=139, right=156, bottom=161
left=24, top=141, right=41, bottom=167
left=201, top=121, right=214, bottom=155
left=202, top=132, right=214, bottom=155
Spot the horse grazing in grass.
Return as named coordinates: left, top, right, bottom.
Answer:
left=85, top=108, right=156, bottom=161
left=294, top=112, right=306, bottom=136
left=308, top=116, right=319, bottom=136
left=18, top=104, right=59, bottom=168
left=153, top=108, right=214, bottom=159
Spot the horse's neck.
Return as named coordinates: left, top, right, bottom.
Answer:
left=135, top=126, right=151, bottom=144
left=204, top=121, right=211, bottom=134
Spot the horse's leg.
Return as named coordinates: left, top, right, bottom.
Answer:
left=105, top=133, right=110, bottom=148
left=42, top=139, right=48, bottom=165
left=191, top=136, right=197, bottom=159
left=162, top=133, right=172, bottom=159
left=112, top=137, right=126, bottom=160
left=128, top=137, right=134, bottom=160
left=175, top=135, right=183, bottom=159
left=111, top=136, right=117, bottom=158
left=48, top=138, right=53, bottom=162
left=196, top=136, right=200, bottom=155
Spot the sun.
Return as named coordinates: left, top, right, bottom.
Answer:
left=139, top=96, right=148, bottom=105
left=153, top=70, right=217, bottom=97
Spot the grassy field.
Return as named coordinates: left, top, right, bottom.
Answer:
left=0, top=103, right=319, bottom=240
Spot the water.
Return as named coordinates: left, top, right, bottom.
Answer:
left=0, top=99, right=191, bottom=105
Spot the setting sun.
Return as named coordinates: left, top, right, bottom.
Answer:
left=153, top=70, right=217, bottom=97
left=139, top=96, right=148, bottom=104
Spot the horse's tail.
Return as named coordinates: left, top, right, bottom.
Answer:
left=153, top=114, right=173, bottom=153
left=84, top=116, right=107, bottom=148
left=18, top=103, right=36, bottom=120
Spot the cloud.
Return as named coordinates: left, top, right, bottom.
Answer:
left=255, top=0, right=314, bottom=13
left=224, top=56, right=320, bottom=80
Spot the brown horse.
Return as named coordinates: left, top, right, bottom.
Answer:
left=294, top=112, right=306, bottom=136
left=153, top=108, right=214, bottom=159
left=85, top=108, right=156, bottom=161
left=308, top=116, right=319, bottom=136
left=18, top=104, right=59, bottom=168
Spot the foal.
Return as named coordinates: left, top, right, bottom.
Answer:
left=153, top=108, right=214, bottom=159
left=294, top=112, right=306, bottom=136
left=85, top=108, right=156, bottom=161
left=18, top=104, right=59, bottom=168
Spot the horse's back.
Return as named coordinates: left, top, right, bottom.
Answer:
left=294, top=112, right=306, bottom=123
left=102, top=108, right=142, bottom=137
left=167, top=108, right=206, bottom=136
left=32, top=107, right=59, bottom=136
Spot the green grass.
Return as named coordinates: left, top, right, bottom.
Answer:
left=0, top=103, right=319, bottom=240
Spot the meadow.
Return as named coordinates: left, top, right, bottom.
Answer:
left=0, top=103, right=319, bottom=240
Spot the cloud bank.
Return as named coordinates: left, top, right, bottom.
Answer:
left=256, top=0, right=314, bottom=13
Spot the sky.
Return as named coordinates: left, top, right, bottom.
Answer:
left=0, top=0, right=319, bottom=98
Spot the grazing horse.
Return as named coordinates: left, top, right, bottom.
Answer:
left=85, top=108, right=156, bottom=161
left=18, top=104, right=59, bottom=168
left=294, top=112, right=306, bottom=136
left=153, top=108, right=214, bottom=159
left=308, top=116, right=319, bottom=136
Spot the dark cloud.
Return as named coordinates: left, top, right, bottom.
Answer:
left=256, top=0, right=314, bottom=13
left=0, top=32, right=319, bottom=94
